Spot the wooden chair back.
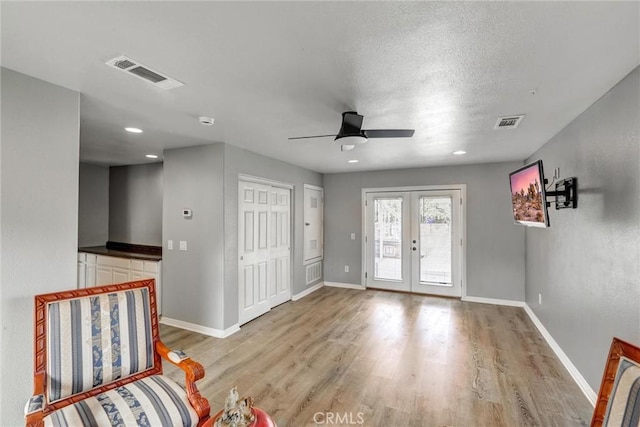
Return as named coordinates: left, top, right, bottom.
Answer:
left=32, top=279, right=162, bottom=417
left=592, top=337, right=640, bottom=426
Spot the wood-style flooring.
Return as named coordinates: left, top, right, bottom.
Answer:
left=160, top=287, right=593, bottom=426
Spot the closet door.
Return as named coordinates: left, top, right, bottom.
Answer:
left=238, top=181, right=271, bottom=325
left=238, top=179, right=292, bottom=325
left=268, top=187, right=291, bottom=308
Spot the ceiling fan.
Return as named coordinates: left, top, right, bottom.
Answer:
left=289, top=111, right=415, bottom=151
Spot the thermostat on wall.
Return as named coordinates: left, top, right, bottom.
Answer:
left=182, top=208, right=192, bottom=218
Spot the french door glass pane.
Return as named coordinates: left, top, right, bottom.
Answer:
left=374, top=197, right=403, bottom=281
left=419, top=196, right=452, bottom=285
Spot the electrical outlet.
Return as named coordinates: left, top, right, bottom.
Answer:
left=344, top=265, right=349, bottom=273
left=179, top=241, right=187, bottom=251
left=168, top=240, right=173, bottom=250
left=538, top=293, right=542, bottom=305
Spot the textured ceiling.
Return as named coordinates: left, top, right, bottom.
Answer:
left=2, top=1, right=638, bottom=173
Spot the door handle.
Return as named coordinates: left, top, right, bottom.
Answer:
left=305, top=222, right=310, bottom=226
left=240, top=256, right=244, bottom=260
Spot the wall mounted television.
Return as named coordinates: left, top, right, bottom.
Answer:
left=509, top=160, right=550, bottom=228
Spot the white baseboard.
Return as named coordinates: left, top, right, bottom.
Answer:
left=160, top=316, right=240, bottom=339
left=324, top=281, right=366, bottom=290
left=522, top=304, right=597, bottom=406
left=461, top=296, right=525, bottom=307
left=292, top=282, right=324, bottom=301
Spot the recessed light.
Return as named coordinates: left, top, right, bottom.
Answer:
left=453, top=150, right=466, bottom=155
left=125, top=127, right=143, bottom=133
left=348, top=159, right=359, bottom=163
left=145, top=154, right=158, bottom=159
left=198, top=116, right=214, bottom=126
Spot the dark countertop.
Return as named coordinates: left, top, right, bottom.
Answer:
left=79, top=246, right=162, bottom=262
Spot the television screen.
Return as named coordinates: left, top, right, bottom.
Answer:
left=509, top=160, right=549, bottom=227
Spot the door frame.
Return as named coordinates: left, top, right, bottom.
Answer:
left=361, top=184, right=467, bottom=298
left=238, top=174, right=294, bottom=324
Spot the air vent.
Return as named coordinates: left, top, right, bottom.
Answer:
left=495, top=115, right=525, bottom=130
left=105, top=55, right=184, bottom=90
left=306, top=261, right=322, bottom=284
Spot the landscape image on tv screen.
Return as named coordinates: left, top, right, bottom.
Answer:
left=510, top=162, right=548, bottom=227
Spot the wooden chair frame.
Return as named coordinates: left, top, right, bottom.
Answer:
left=591, top=337, right=640, bottom=427
left=26, top=279, right=210, bottom=427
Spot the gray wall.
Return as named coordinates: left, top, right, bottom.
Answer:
left=78, top=162, right=109, bottom=246
left=323, top=162, right=526, bottom=301
left=109, top=162, right=163, bottom=246
left=162, top=144, right=225, bottom=328
left=223, top=144, right=323, bottom=328
left=0, top=69, right=79, bottom=425
left=162, top=143, right=322, bottom=330
left=525, top=66, right=640, bottom=391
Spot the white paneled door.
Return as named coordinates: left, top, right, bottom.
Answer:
left=303, top=185, right=324, bottom=263
left=365, top=188, right=463, bottom=297
left=238, top=179, right=291, bottom=325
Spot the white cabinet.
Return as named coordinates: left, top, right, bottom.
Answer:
left=112, top=268, right=130, bottom=284
left=78, top=253, right=162, bottom=315
left=96, top=266, right=114, bottom=285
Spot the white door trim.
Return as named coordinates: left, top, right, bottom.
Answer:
left=238, top=173, right=294, bottom=190
left=361, top=184, right=467, bottom=298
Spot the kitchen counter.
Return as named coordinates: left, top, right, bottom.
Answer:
left=79, top=245, right=162, bottom=261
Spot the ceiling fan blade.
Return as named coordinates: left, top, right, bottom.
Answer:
left=288, top=134, right=337, bottom=140
left=362, top=129, right=415, bottom=138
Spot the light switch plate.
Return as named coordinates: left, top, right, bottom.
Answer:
left=351, top=233, right=356, bottom=240
left=168, top=240, right=173, bottom=250
left=179, top=241, right=187, bottom=251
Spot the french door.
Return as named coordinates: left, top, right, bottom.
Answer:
left=365, top=188, right=463, bottom=297
left=239, top=179, right=291, bottom=325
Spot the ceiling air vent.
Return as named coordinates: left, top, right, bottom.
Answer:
left=105, top=55, right=184, bottom=90
left=494, top=115, right=525, bottom=130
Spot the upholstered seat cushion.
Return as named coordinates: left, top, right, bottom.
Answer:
left=43, top=375, right=198, bottom=427
left=603, top=356, right=640, bottom=425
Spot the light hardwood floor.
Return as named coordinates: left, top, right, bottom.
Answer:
left=161, top=287, right=593, bottom=426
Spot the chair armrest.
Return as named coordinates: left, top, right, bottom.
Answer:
left=156, top=341, right=210, bottom=422
left=25, top=371, right=46, bottom=427
left=24, top=394, right=44, bottom=426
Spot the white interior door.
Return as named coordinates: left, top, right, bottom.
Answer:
left=365, top=188, right=463, bottom=297
left=268, top=186, right=291, bottom=307
left=303, top=185, right=323, bottom=263
left=239, top=181, right=271, bottom=324
left=239, top=179, right=292, bottom=325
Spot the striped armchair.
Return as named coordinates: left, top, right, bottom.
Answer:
left=24, top=279, right=210, bottom=427
left=592, top=337, right=640, bottom=426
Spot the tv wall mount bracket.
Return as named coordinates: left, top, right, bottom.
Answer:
left=545, top=177, right=578, bottom=210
